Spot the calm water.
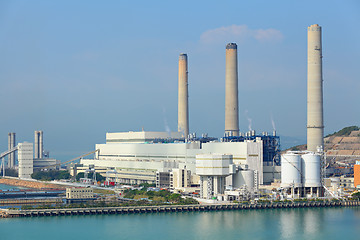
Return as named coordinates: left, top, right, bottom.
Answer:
left=0, top=184, right=26, bottom=191
left=1, top=207, right=360, bottom=240
left=0, top=184, right=20, bottom=191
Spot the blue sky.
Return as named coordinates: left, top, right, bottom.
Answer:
left=0, top=0, right=359, bottom=160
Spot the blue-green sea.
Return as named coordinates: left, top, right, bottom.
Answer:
left=1, top=207, right=360, bottom=240
left=1, top=184, right=359, bottom=239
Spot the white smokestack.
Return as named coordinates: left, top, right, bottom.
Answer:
left=178, top=53, right=189, bottom=138
left=34, top=130, right=43, bottom=159
left=307, top=24, right=324, bottom=152
left=7, top=132, right=15, bottom=168
left=225, top=43, right=239, bottom=136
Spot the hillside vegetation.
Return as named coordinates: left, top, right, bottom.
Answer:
left=285, top=125, right=360, bottom=152
left=325, top=126, right=360, bottom=137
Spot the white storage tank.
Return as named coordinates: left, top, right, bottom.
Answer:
left=232, top=170, right=254, bottom=189
left=281, top=152, right=302, bottom=187
left=301, top=153, right=321, bottom=187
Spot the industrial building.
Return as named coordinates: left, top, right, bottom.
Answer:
left=1, top=130, right=60, bottom=179
left=66, top=187, right=95, bottom=203
left=80, top=42, right=280, bottom=200
left=196, top=154, right=232, bottom=199
left=156, top=168, right=191, bottom=189
left=18, top=142, right=34, bottom=179
left=354, top=161, right=360, bottom=188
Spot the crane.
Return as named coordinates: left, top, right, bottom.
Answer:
left=39, top=149, right=100, bottom=170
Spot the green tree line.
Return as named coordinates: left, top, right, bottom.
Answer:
left=31, top=170, right=71, bottom=181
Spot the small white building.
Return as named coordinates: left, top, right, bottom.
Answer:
left=66, top=187, right=94, bottom=200
left=171, top=168, right=191, bottom=189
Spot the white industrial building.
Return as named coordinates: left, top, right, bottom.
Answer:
left=18, top=142, right=34, bottom=179
left=80, top=44, right=280, bottom=192
left=80, top=130, right=267, bottom=185
left=196, top=154, right=232, bottom=199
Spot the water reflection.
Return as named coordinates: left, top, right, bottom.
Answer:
left=1, top=207, right=360, bottom=240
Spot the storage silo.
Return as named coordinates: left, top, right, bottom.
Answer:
left=233, top=170, right=254, bottom=189
left=301, top=153, right=321, bottom=187
left=281, top=153, right=302, bottom=187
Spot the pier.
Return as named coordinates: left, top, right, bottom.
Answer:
left=0, top=189, right=65, bottom=199
left=1, top=200, right=359, bottom=218
left=0, top=198, right=62, bottom=206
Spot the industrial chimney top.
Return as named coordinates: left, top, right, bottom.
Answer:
left=179, top=53, right=187, bottom=60
left=308, top=24, right=321, bottom=31
left=226, top=43, right=237, bottom=49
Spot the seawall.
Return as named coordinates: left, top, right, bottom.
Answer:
left=1, top=200, right=359, bottom=218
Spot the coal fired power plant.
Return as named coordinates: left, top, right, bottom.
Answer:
left=79, top=40, right=282, bottom=198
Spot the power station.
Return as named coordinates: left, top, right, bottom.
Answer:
left=79, top=41, right=281, bottom=200
left=1, top=24, right=328, bottom=201
left=1, top=131, right=60, bottom=179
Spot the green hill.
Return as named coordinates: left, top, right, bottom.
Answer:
left=325, top=126, right=360, bottom=138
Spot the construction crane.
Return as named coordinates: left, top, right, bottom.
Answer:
left=39, top=149, right=100, bottom=170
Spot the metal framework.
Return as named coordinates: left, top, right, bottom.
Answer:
left=223, top=135, right=281, bottom=166
left=0, top=146, right=18, bottom=177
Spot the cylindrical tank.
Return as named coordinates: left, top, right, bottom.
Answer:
left=281, top=153, right=302, bottom=187
left=232, top=170, right=254, bottom=189
left=302, top=153, right=321, bottom=187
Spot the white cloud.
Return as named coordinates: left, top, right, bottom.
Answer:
left=254, top=28, right=283, bottom=42
left=200, top=24, right=283, bottom=44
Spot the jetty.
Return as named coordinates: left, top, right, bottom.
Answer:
left=1, top=200, right=359, bottom=218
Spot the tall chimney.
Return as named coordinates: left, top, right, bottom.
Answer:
left=34, top=131, right=39, bottom=159
left=178, top=53, right=189, bottom=138
left=225, top=43, right=239, bottom=137
left=307, top=24, right=324, bottom=152
left=7, top=132, right=16, bottom=168
left=39, top=131, right=43, bottom=159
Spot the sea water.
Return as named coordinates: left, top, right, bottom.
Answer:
left=1, top=207, right=360, bottom=240
left=0, top=184, right=21, bottom=191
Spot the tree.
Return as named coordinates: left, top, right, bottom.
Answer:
left=31, top=170, right=71, bottom=181
left=0, top=169, right=18, bottom=177
left=76, top=172, right=105, bottom=182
